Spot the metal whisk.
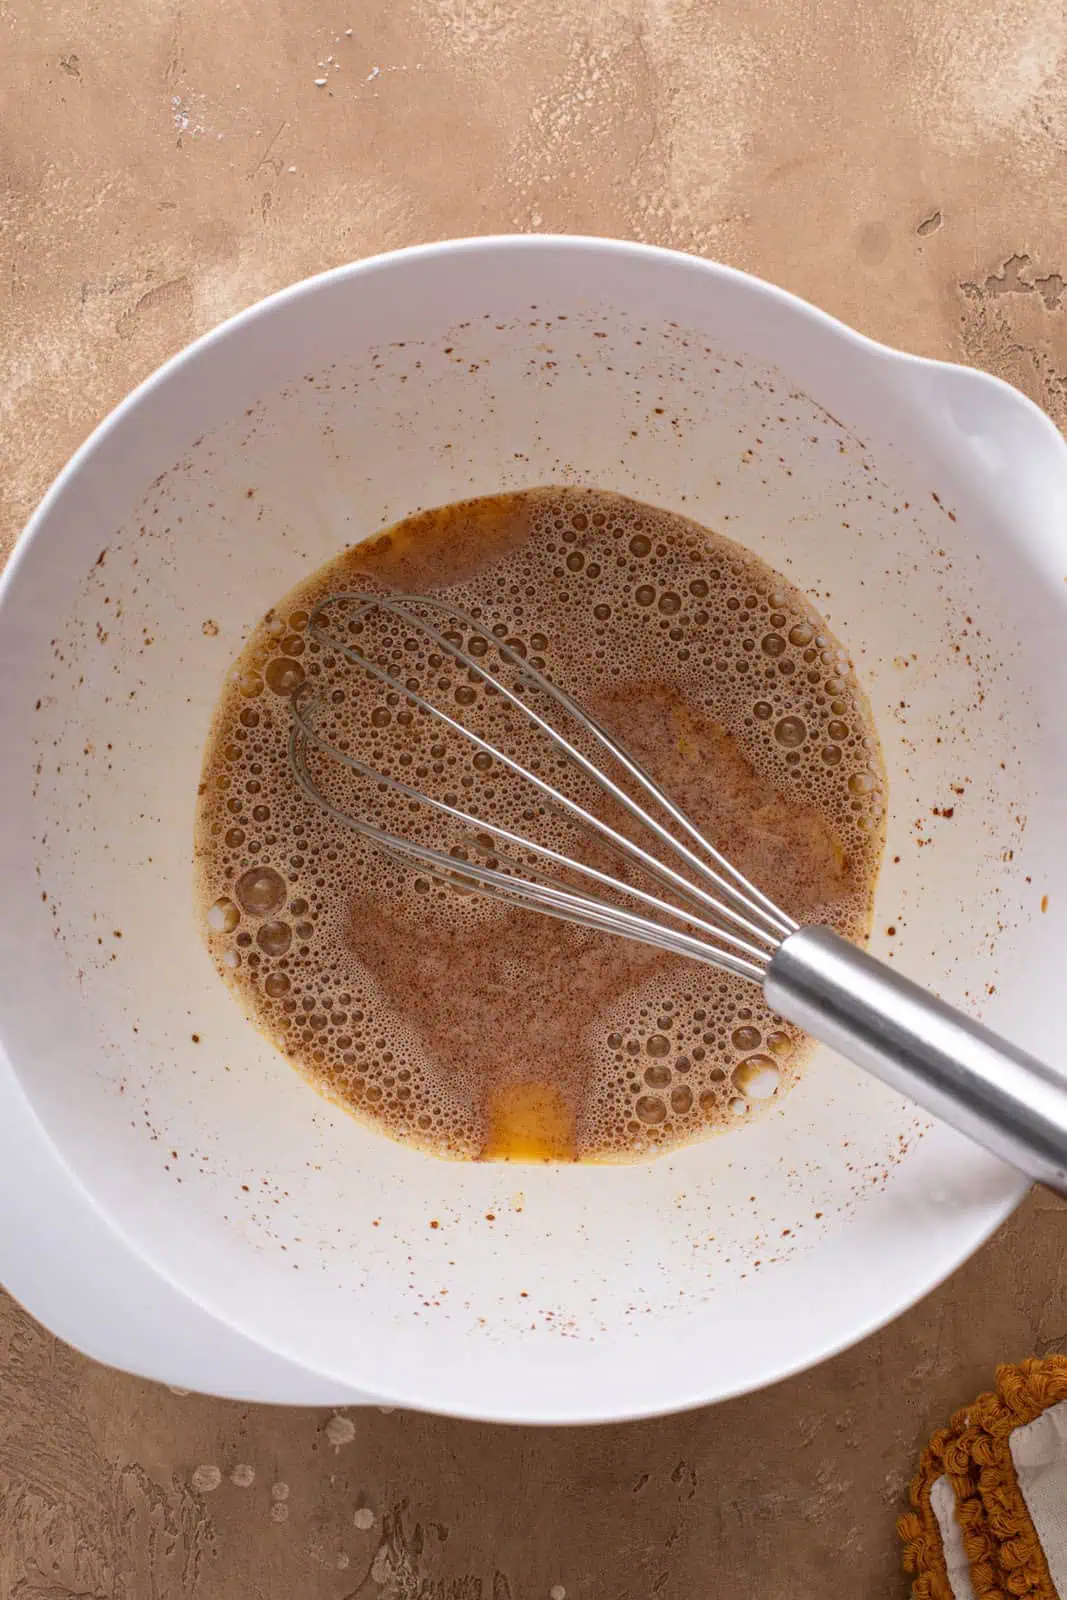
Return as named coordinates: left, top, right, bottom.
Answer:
left=288, top=590, right=1067, bottom=1193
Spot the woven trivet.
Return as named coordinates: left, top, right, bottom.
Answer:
left=899, top=1356, right=1067, bottom=1599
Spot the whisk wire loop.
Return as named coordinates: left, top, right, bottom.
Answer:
left=288, top=591, right=801, bottom=983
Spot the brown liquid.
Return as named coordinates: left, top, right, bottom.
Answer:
left=195, top=488, right=886, bottom=1161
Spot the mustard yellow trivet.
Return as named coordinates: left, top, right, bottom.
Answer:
left=899, top=1356, right=1067, bottom=1599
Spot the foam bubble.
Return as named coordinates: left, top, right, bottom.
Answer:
left=265, top=657, right=305, bottom=696
left=733, top=1055, right=781, bottom=1100
left=207, top=896, right=239, bottom=933
left=235, top=866, right=286, bottom=916
left=257, top=919, right=292, bottom=956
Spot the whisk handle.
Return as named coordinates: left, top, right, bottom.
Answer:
left=765, top=924, right=1067, bottom=1196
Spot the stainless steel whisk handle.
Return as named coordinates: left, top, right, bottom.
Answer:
left=765, top=925, right=1067, bottom=1197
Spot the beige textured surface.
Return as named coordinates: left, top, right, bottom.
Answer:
left=2, top=1, right=1066, bottom=1594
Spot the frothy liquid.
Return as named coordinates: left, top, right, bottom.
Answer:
left=195, top=488, right=886, bottom=1160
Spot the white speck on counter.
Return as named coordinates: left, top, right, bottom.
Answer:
left=169, top=1385, right=190, bottom=1396
left=170, top=93, right=206, bottom=137
left=367, top=65, right=380, bottom=80
left=230, top=1463, right=255, bottom=1487
left=353, top=1506, right=375, bottom=1531
left=314, top=77, right=327, bottom=87
left=191, top=1464, right=222, bottom=1493
left=326, top=1413, right=356, bottom=1448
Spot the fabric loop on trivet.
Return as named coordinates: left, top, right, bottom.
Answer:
left=898, top=1356, right=1067, bottom=1599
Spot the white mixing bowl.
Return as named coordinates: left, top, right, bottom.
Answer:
left=2, top=237, right=1066, bottom=1423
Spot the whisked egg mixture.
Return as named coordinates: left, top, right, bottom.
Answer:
left=195, top=487, right=886, bottom=1161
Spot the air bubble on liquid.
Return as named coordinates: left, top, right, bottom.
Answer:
left=733, top=1055, right=781, bottom=1099
left=235, top=865, right=286, bottom=916
left=731, top=1025, right=761, bottom=1052
left=207, top=897, right=240, bottom=933
left=636, top=1095, right=666, bottom=1124
left=774, top=715, right=807, bottom=748
left=257, top=920, right=292, bottom=956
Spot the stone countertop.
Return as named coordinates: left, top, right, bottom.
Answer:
left=1, top=2, right=1066, bottom=1595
